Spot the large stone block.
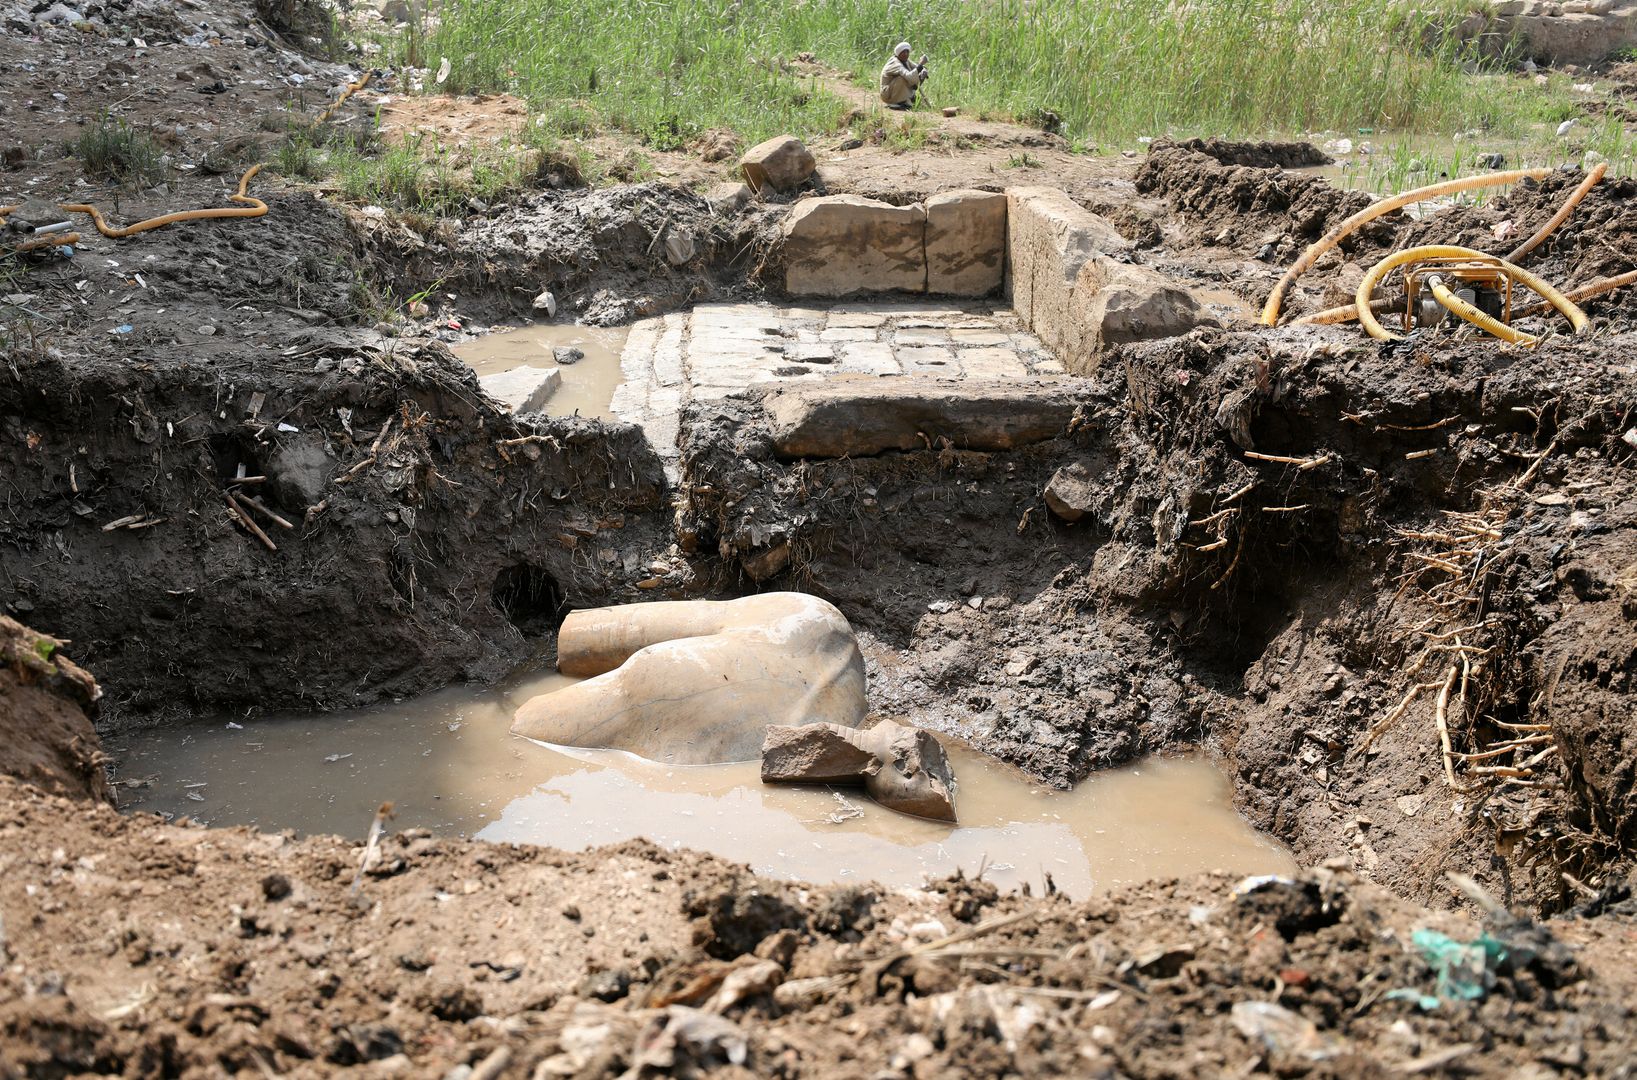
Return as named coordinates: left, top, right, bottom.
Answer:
left=740, top=135, right=816, bottom=193
left=925, top=189, right=1006, bottom=297
left=783, top=195, right=927, bottom=297
left=761, top=376, right=1085, bottom=458
left=1004, top=186, right=1129, bottom=360
left=1069, top=255, right=1210, bottom=370
left=480, top=364, right=561, bottom=413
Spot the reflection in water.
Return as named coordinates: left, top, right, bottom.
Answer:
left=116, top=668, right=1294, bottom=899
left=453, top=323, right=629, bottom=420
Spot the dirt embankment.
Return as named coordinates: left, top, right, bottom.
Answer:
left=0, top=187, right=677, bottom=726
left=676, top=144, right=1637, bottom=914
left=0, top=616, right=110, bottom=803
left=4, top=765, right=1637, bottom=1079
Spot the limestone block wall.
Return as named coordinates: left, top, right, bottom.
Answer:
left=782, top=190, right=1006, bottom=298
left=781, top=184, right=1207, bottom=376
left=1450, top=2, right=1637, bottom=66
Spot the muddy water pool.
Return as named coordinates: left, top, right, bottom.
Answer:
left=115, top=670, right=1294, bottom=899
left=454, top=323, right=629, bottom=419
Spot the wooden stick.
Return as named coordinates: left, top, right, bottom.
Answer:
left=235, top=493, right=294, bottom=530
left=1244, top=450, right=1333, bottom=470
left=225, top=493, right=277, bottom=551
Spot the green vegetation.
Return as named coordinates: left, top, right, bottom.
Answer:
left=268, top=113, right=597, bottom=215
left=72, top=115, right=165, bottom=188
left=394, top=0, right=1579, bottom=150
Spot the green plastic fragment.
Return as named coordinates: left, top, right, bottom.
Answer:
left=1410, top=928, right=1506, bottom=1003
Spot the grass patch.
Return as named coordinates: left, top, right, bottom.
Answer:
left=268, top=113, right=581, bottom=215
left=72, top=115, right=165, bottom=188
left=388, top=0, right=1587, bottom=151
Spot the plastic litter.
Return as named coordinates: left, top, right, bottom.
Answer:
left=1388, top=928, right=1508, bottom=1010
left=1231, top=1001, right=1342, bottom=1061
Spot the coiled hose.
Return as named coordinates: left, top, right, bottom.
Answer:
left=1354, top=244, right=1588, bottom=344
left=2, top=72, right=370, bottom=246
left=1260, top=168, right=1553, bottom=326
left=1293, top=164, right=1610, bottom=327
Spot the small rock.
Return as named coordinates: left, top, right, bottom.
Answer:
left=664, top=230, right=696, bottom=266
left=579, top=968, right=631, bottom=1002
left=706, top=181, right=753, bottom=214
left=552, top=346, right=584, bottom=365
left=740, top=134, right=816, bottom=193
left=532, top=289, right=558, bottom=316
left=741, top=541, right=791, bottom=582
left=1004, top=653, right=1037, bottom=678
left=1044, top=460, right=1099, bottom=522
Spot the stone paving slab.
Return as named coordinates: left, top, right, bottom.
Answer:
left=611, top=301, right=1065, bottom=471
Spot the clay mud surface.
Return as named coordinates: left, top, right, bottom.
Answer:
left=3, top=3, right=1637, bottom=1076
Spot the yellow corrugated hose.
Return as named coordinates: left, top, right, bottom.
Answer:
left=1261, top=168, right=1554, bottom=326
left=1427, top=274, right=1537, bottom=347
left=3, top=72, right=370, bottom=245
left=1354, top=244, right=1588, bottom=345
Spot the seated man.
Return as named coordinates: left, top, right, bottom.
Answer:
left=879, top=41, right=929, bottom=111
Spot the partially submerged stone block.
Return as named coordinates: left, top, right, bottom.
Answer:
left=480, top=365, right=561, bottom=413
left=783, top=195, right=926, bottom=297
left=925, top=189, right=1006, bottom=297
left=741, top=135, right=816, bottom=193
left=762, top=377, right=1082, bottom=458
left=761, top=724, right=880, bottom=785
left=762, top=719, right=957, bottom=821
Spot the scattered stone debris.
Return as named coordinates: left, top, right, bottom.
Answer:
left=762, top=719, right=958, bottom=821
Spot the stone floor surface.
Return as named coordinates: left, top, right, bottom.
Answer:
left=610, top=301, right=1065, bottom=475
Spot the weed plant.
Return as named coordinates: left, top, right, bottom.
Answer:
left=73, top=115, right=165, bottom=188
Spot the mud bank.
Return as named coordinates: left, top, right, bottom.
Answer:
left=5, top=765, right=1636, bottom=1078
left=0, top=191, right=670, bottom=724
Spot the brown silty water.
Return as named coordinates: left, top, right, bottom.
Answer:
left=454, top=324, right=630, bottom=418
left=114, top=669, right=1294, bottom=900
